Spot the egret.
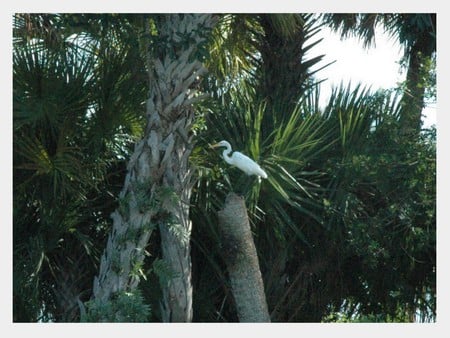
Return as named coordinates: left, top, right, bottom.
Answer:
left=211, top=140, right=268, bottom=179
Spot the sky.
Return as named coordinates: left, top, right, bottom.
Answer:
left=309, top=25, right=436, bottom=128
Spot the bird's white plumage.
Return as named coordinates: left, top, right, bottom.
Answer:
left=211, top=140, right=268, bottom=179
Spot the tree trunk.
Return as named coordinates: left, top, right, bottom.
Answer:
left=90, top=14, right=216, bottom=322
left=399, top=43, right=433, bottom=135
left=258, top=14, right=320, bottom=117
left=399, top=14, right=436, bottom=136
left=218, top=193, right=271, bottom=322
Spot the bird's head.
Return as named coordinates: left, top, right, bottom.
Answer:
left=210, top=140, right=229, bottom=149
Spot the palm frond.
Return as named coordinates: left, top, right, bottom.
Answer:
left=13, top=40, right=95, bottom=134
left=321, top=14, right=379, bottom=49
left=207, top=14, right=262, bottom=84
left=264, top=14, right=305, bottom=40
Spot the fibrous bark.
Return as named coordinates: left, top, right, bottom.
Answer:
left=91, top=14, right=216, bottom=322
left=218, top=193, right=271, bottom=322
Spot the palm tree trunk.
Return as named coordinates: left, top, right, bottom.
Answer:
left=91, top=14, right=216, bottom=322
left=258, top=14, right=321, bottom=118
left=218, top=193, right=271, bottom=322
left=399, top=40, right=435, bottom=135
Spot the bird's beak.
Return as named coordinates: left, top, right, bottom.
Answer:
left=209, top=143, right=220, bottom=149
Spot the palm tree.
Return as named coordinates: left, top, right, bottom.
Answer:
left=13, top=13, right=435, bottom=322
left=13, top=13, right=218, bottom=322
left=189, top=14, right=435, bottom=322
left=217, top=193, right=271, bottom=322
left=322, top=13, right=436, bottom=135
left=13, top=13, right=148, bottom=321
left=190, top=13, right=334, bottom=321
left=89, top=14, right=217, bottom=322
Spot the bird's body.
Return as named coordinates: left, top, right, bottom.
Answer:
left=211, top=140, right=268, bottom=179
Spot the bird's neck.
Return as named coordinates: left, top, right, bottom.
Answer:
left=222, top=148, right=233, bottom=164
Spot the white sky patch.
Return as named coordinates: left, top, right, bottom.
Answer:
left=309, top=25, right=436, bottom=128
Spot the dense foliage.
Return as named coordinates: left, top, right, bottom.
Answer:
left=13, top=14, right=148, bottom=321
left=13, top=13, right=436, bottom=322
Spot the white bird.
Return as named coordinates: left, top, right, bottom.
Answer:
left=211, top=140, right=268, bottom=179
